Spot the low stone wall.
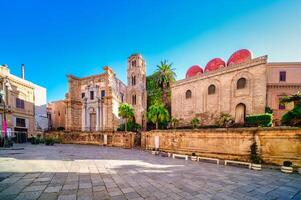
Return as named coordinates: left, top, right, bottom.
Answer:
left=142, top=127, right=301, bottom=166
left=46, top=131, right=135, bottom=149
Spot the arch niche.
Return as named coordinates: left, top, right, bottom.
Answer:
left=235, top=103, right=246, bottom=124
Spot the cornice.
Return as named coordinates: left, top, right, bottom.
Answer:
left=267, top=83, right=301, bottom=88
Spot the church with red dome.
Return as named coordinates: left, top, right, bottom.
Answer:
left=171, top=49, right=301, bottom=126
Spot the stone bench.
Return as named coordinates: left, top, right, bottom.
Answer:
left=197, top=156, right=220, bottom=165
left=172, top=154, right=188, bottom=160
left=224, top=160, right=251, bottom=169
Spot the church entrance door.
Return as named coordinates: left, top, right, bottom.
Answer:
left=90, top=113, right=96, bottom=131
left=235, top=103, right=246, bottom=124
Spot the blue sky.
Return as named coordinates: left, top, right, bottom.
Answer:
left=1, top=0, right=301, bottom=102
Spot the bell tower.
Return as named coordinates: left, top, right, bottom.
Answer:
left=127, top=54, right=147, bottom=130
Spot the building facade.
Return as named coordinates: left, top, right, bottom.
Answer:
left=171, top=49, right=301, bottom=126
left=266, top=62, right=301, bottom=125
left=64, top=54, right=147, bottom=131
left=0, top=64, right=48, bottom=141
left=47, top=100, right=66, bottom=130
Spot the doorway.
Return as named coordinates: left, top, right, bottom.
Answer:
left=90, top=113, right=96, bottom=131
left=235, top=103, right=246, bottom=124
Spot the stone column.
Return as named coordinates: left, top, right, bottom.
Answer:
left=100, top=100, right=104, bottom=131
left=82, top=103, right=86, bottom=131
left=96, top=101, right=100, bottom=131
left=86, top=110, right=90, bottom=131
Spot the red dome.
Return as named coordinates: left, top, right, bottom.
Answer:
left=204, top=58, right=226, bottom=72
left=227, top=49, right=252, bottom=66
left=186, top=65, right=203, bottom=78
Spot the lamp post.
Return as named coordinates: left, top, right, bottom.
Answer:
left=0, top=78, right=12, bottom=147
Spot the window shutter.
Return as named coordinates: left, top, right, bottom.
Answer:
left=25, top=119, right=29, bottom=128
left=13, top=116, right=16, bottom=127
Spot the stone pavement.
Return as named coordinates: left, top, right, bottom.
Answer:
left=0, top=144, right=300, bottom=200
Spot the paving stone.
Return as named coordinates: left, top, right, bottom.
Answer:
left=39, top=192, right=58, bottom=200
left=23, top=185, right=47, bottom=192
left=63, top=184, right=78, bottom=190
left=0, top=194, right=17, bottom=200
left=93, top=185, right=106, bottom=192
left=0, top=143, right=300, bottom=200
left=45, top=185, right=62, bottom=193
left=15, top=191, right=43, bottom=200
left=58, top=194, right=77, bottom=200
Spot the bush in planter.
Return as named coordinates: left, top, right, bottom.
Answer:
left=45, top=137, right=55, bottom=146
left=246, top=113, right=273, bottom=127
left=283, top=161, right=293, bottom=167
left=31, top=137, right=40, bottom=145
left=281, top=161, right=293, bottom=173
left=250, top=142, right=262, bottom=164
left=192, top=152, right=196, bottom=157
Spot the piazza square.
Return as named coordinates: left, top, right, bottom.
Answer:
left=0, top=144, right=300, bottom=200
left=1, top=1, right=301, bottom=200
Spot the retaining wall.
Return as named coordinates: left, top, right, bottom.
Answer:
left=142, top=127, right=301, bottom=166
left=46, top=131, right=135, bottom=149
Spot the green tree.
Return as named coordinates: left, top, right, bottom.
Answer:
left=146, top=72, right=163, bottom=108
left=191, top=117, right=200, bottom=129
left=118, top=103, right=134, bottom=132
left=147, top=103, right=170, bottom=129
left=280, top=91, right=301, bottom=107
left=155, top=60, right=176, bottom=112
left=280, top=92, right=301, bottom=127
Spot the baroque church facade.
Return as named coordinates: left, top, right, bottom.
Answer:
left=64, top=54, right=147, bottom=131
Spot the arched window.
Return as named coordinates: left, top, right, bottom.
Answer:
left=132, top=76, right=136, bottom=86
left=132, top=60, right=136, bottom=67
left=208, top=84, right=216, bottom=95
left=132, top=95, right=136, bottom=105
left=237, top=78, right=247, bottom=89
left=186, top=90, right=192, bottom=99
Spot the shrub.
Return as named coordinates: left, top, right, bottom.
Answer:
left=31, top=137, right=40, bottom=145
left=45, top=137, right=55, bottom=146
left=246, top=113, right=273, bottom=127
left=191, top=117, right=200, bottom=129
left=283, top=161, right=292, bottom=167
left=117, top=122, right=141, bottom=132
left=281, top=101, right=301, bottom=127
left=265, top=106, right=273, bottom=114
left=57, top=127, right=65, bottom=131
left=171, top=117, right=180, bottom=129
left=250, top=142, right=262, bottom=164
left=215, top=113, right=234, bottom=128
left=192, top=152, right=196, bottom=157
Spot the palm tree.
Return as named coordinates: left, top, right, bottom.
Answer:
left=155, top=60, right=176, bottom=111
left=118, top=103, right=134, bottom=132
left=147, top=103, right=170, bottom=129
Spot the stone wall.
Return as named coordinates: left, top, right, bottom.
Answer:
left=171, top=56, right=268, bottom=125
left=142, top=128, right=301, bottom=166
left=46, top=131, right=135, bottom=149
